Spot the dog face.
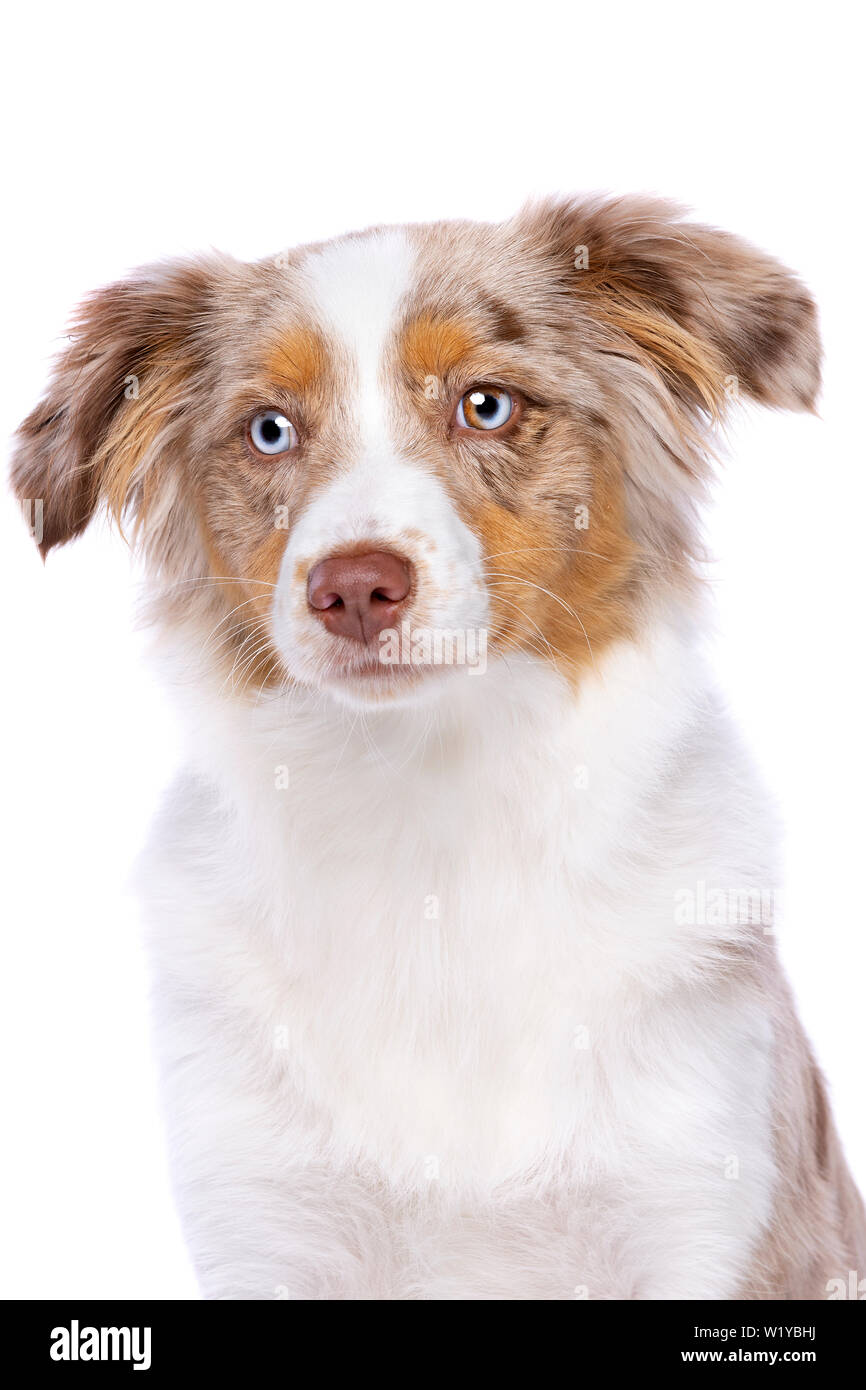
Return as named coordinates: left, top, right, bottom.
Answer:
left=12, top=197, right=820, bottom=708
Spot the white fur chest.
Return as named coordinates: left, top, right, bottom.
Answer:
left=143, top=629, right=776, bottom=1222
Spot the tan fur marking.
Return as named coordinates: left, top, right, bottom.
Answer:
left=468, top=445, right=637, bottom=683
left=264, top=330, right=328, bottom=395
left=401, top=316, right=479, bottom=380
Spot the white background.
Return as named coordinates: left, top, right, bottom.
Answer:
left=1, top=1, right=862, bottom=1298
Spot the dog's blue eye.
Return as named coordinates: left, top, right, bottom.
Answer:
left=456, top=388, right=513, bottom=431
left=249, top=411, right=297, bottom=455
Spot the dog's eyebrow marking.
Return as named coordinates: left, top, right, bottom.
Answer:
left=400, top=314, right=479, bottom=378
left=263, top=329, right=328, bottom=394
left=399, top=301, right=525, bottom=384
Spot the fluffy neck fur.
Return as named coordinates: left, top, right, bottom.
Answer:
left=142, top=608, right=784, bottom=1287
left=149, top=608, right=777, bottom=1025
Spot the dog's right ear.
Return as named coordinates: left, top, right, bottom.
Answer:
left=11, top=258, right=225, bottom=556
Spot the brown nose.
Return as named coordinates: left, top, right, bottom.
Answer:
left=307, top=551, right=413, bottom=643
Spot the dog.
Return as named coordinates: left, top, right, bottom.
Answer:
left=13, top=195, right=865, bottom=1299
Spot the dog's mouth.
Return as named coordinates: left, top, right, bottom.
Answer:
left=297, top=650, right=432, bottom=709
left=321, top=644, right=447, bottom=692
left=302, top=621, right=491, bottom=703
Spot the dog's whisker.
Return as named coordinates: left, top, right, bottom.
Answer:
left=484, top=572, right=596, bottom=668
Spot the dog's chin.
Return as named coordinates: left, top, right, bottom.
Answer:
left=318, top=659, right=456, bottom=712
left=284, top=647, right=468, bottom=712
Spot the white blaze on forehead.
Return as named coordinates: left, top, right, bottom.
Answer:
left=274, top=225, right=489, bottom=693
left=299, top=228, right=414, bottom=450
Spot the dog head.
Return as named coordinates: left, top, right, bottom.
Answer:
left=12, top=196, right=820, bottom=708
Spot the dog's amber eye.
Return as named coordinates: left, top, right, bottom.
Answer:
left=455, top=388, right=513, bottom=431
left=248, top=410, right=298, bottom=456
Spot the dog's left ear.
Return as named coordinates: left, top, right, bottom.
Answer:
left=517, top=195, right=821, bottom=415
